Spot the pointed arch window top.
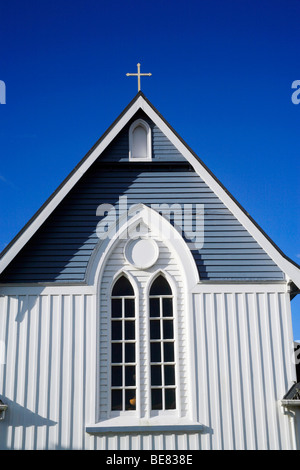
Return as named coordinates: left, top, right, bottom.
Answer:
left=150, top=275, right=172, bottom=296
left=112, top=275, right=134, bottom=296
left=129, top=119, right=152, bottom=162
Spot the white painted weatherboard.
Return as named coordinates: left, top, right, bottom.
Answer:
left=0, top=281, right=296, bottom=450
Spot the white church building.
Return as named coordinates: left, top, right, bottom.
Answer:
left=0, top=91, right=300, bottom=450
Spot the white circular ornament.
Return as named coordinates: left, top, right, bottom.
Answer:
left=124, top=238, right=159, bottom=269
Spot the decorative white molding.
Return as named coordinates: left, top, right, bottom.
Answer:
left=93, top=204, right=200, bottom=426
left=86, top=416, right=205, bottom=434
left=87, top=204, right=200, bottom=289
left=124, top=237, right=159, bottom=269
left=192, top=281, right=287, bottom=294
left=144, top=269, right=182, bottom=420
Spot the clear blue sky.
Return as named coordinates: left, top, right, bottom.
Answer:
left=0, top=0, right=299, bottom=339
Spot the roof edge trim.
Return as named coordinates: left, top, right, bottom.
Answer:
left=138, top=94, right=300, bottom=289
left=0, top=92, right=144, bottom=271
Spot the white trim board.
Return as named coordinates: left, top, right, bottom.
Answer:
left=0, top=92, right=299, bottom=289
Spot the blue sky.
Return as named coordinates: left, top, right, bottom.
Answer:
left=0, top=0, right=299, bottom=339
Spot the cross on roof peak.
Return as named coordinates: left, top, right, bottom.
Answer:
left=126, top=63, right=152, bottom=92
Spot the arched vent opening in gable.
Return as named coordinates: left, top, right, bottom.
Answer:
left=129, top=119, right=152, bottom=161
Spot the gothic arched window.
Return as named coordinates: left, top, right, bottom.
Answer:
left=149, top=275, right=176, bottom=411
left=111, top=275, right=136, bottom=412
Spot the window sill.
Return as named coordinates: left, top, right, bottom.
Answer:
left=86, top=417, right=205, bottom=434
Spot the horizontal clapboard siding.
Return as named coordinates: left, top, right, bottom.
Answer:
left=0, top=117, right=284, bottom=283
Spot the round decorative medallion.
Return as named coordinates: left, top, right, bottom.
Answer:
left=124, top=238, right=159, bottom=269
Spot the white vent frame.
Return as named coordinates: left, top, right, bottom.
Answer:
left=129, top=119, right=152, bottom=161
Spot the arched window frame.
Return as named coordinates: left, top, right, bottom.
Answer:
left=145, top=270, right=181, bottom=419
left=129, top=119, right=152, bottom=161
left=108, top=271, right=140, bottom=418
left=88, top=206, right=201, bottom=432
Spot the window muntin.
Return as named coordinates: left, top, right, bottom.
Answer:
left=149, top=276, right=176, bottom=410
left=111, top=276, right=136, bottom=411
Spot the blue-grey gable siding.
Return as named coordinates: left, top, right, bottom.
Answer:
left=0, top=113, right=284, bottom=283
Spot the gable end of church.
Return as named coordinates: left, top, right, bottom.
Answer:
left=0, top=96, right=289, bottom=285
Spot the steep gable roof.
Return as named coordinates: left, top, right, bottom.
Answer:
left=0, top=91, right=299, bottom=289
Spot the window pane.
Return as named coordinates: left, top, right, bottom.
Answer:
left=150, top=320, right=160, bottom=340
left=125, top=298, right=135, bottom=317
left=164, top=365, right=175, bottom=385
left=149, top=298, right=160, bottom=317
left=112, top=343, right=122, bottom=363
left=112, top=366, right=122, bottom=387
left=112, top=276, right=134, bottom=296
left=165, top=388, right=176, bottom=410
left=111, top=275, right=136, bottom=412
left=163, top=320, right=173, bottom=339
left=132, top=125, right=147, bottom=159
left=148, top=276, right=176, bottom=412
left=125, top=343, right=135, bottom=363
left=125, top=389, right=136, bottom=410
left=162, top=298, right=173, bottom=317
left=150, top=276, right=172, bottom=295
left=151, top=365, right=162, bottom=386
left=151, top=389, right=162, bottom=410
left=150, top=342, right=161, bottom=363
left=163, top=342, right=174, bottom=362
left=125, top=320, right=135, bottom=340
left=111, top=298, right=122, bottom=318
left=125, top=365, right=136, bottom=386
left=111, top=390, right=122, bottom=410
left=112, top=321, right=122, bottom=340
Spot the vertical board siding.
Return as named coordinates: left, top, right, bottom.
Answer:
left=194, top=291, right=295, bottom=450
left=0, top=293, right=94, bottom=450
left=0, top=287, right=296, bottom=450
